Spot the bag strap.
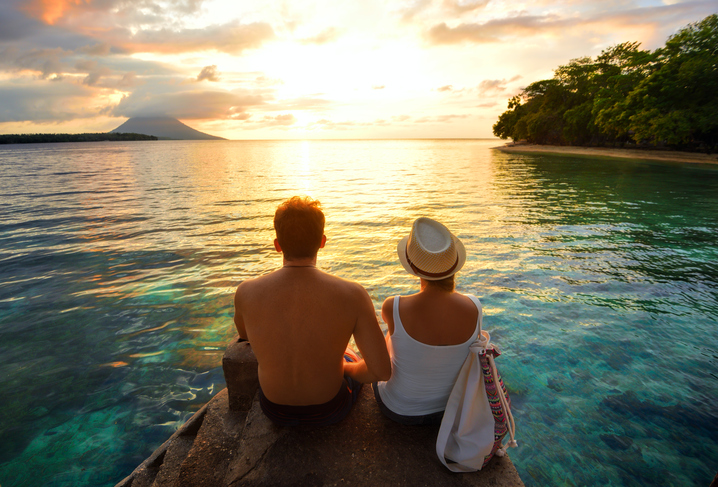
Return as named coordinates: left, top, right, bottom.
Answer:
left=487, top=350, right=518, bottom=456
left=465, top=294, right=483, bottom=335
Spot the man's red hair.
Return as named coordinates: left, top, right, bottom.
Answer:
left=273, top=196, right=325, bottom=259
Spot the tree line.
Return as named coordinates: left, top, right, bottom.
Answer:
left=493, top=14, right=718, bottom=152
left=0, top=133, right=158, bottom=144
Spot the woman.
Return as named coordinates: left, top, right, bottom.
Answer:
left=374, top=217, right=482, bottom=425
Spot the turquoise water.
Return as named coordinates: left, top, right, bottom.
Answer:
left=0, top=139, right=716, bottom=486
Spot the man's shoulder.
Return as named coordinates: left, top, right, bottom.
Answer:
left=235, top=270, right=279, bottom=294
left=319, top=270, right=366, bottom=293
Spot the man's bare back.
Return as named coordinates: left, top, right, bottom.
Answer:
left=235, top=265, right=388, bottom=405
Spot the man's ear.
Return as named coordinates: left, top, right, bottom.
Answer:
left=319, top=235, right=326, bottom=249
left=274, top=239, right=282, bottom=253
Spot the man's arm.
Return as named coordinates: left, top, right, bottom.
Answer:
left=233, top=285, right=249, bottom=340
left=344, top=285, right=391, bottom=383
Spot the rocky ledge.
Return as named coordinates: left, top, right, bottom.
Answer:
left=116, top=337, right=525, bottom=487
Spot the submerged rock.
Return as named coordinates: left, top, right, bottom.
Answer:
left=600, top=434, right=633, bottom=451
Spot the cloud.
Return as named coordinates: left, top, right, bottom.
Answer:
left=427, top=15, right=565, bottom=44
left=242, top=113, right=297, bottom=129
left=0, top=46, right=69, bottom=79
left=442, top=0, right=491, bottom=14
left=118, top=21, right=276, bottom=55
left=83, top=66, right=112, bottom=86
left=372, top=84, right=386, bottom=90
left=88, top=57, right=180, bottom=78
left=413, top=114, right=469, bottom=123
left=438, top=78, right=522, bottom=96
left=255, top=75, right=284, bottom=86
left=112, top=89, right=266, bottom=119
left=476, top=79, right=509, bottom=95
left=396, top=0, right=490, bottom=22
left=0, top=44, right=160, bottom=91
left=0, top=43, right=172, bottom=86
left=0, top=80, right=97, bottom=122
left=10, top=1, right=275, bottom=56
left=197, top=65, right=220, bottom=82
left=311, top=113, right=469, bottom=129
left=78, top=43, right=112, bottom=56
left=426, top=2, right=718, bottom=45
left=73, top=59, right=113, bottom=86
left=299, top=27, right=340, bottom=45
left=0, top=6, right=45, bottom=41
left=21, top=0, right=206, bottom=26
left=118, top=72, right=138, bottom=88
left=397, top=0, right=435, bottom=22
left=266, top=95, right=333, bottom=111
left=311, top=118, right=373, bottom=130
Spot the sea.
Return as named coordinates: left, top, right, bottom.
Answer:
left=0, top=139, right=716, bottom=486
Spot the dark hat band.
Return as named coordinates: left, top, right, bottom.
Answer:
left=405, top=243, right=459, bottom=279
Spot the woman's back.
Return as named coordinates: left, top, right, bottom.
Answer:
left=376, top=291, right=482, bottom=416
left=394, top=290, right=479, bottom=346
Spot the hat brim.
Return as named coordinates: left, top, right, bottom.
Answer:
left=396, top=234, right=466, bottom=281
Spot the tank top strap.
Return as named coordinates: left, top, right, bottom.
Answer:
left=391, top=295, right=407, bottom=337
left=465, top=294, right=483, bottom=335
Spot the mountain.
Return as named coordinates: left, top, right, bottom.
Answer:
left=110, top=116, right=226, bottom=140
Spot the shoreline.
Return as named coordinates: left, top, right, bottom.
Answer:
left=493, top=143, right=718, bottom=165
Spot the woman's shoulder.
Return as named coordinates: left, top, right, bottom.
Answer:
left=451, top=291, right=480, bottom=305
left=461, top=295, right=482, bottom=322
left=381, top=296, right=396, bottom=312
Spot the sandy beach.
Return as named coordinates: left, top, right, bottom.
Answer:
left=493, top=143, right=718, bottom=165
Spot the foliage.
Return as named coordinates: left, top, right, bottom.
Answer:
left=0, top=133, right=158, bottom=144
left=493, top=14, right=718, bottom=152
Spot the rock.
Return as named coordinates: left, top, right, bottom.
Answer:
left=223, top=338, right=259, bottom=412
left=600, top=434, right=633, bottom=451
left=116, top=338, right=525, bottom=487
left=177, top=389, right=247, bottom=487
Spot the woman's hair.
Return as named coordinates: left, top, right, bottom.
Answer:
left=425, top=274, right=455, bottom=292
left=273, top=196, right=325, bottom=259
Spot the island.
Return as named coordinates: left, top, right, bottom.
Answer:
left=0, top=133, right=157, bottom=144
left=110, top=116, right=226, bottom=140
left=0, top=116, right=226, bottom=144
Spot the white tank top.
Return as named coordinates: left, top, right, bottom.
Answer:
left=376, top=294, right=482, bottom=416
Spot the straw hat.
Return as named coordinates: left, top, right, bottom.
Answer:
left=397, top=218, right=466, bottom=280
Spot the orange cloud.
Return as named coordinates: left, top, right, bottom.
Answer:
left=23, top=0, right=88, bottom=25
left=118, top=21, right=275, bottom=55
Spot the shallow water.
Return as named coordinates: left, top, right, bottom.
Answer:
left=0, top=139, right=716, bottom=486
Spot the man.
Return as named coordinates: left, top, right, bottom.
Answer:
left=234, top=196, right=391, bottom=426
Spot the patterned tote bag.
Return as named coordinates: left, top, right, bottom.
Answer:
left=436, top=330, right=517, bottom=472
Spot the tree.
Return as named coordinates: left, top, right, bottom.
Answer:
left=592, top=42, right=654, bottom=143
left=626, top=14, right=718, bottom=149
left=492, top=14, right=718, bottom=152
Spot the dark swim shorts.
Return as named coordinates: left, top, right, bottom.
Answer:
left=258, top=350, right=363, bottom=427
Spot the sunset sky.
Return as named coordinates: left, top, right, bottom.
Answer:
left=0, top=0, right=715, bottom=139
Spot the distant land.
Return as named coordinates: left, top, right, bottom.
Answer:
left=0, top=117, right=224, bottom=145
left=110, top=117, right=225, bottom=140
left=0, top=133, right=157, bottom=144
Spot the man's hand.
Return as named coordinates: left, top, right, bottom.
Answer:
left=344, top=358, right=390, bottom=383
left=349, top=285, right=391, bottom=382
